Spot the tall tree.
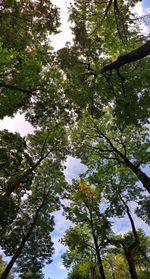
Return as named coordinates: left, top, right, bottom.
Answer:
left=62, top=225, right=99, bottom=279
left=56, top=0, right=150, bottom=127
left=0, top=130, right=33, bottom=229
left=0, top=0, right=71, bottom=126
left=0, top=160, right=67, bottom=279
left=70, top=112, right=150, bottom=193
left=64, top=181, right=113, bottom=279
left=0, top=124, right=68, bottom=203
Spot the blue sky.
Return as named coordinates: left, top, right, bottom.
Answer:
left=144, top=0, right=150, bottom=8
left=0, top=0, right=150, bottom=278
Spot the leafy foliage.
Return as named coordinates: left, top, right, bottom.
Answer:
left=0, top=0, right=150, bottom=279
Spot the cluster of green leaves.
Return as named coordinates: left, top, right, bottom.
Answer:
left=0, top=0, right=71, bottom=127
left=57, top=0, right=150, bottom=127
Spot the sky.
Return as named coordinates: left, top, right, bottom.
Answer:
left=0, top=0, right=150, bottom=279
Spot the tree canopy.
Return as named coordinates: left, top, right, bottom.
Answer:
left=0, top=0, right=150, bottom=279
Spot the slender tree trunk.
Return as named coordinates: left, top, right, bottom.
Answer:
left=112, top=270, right=116, bottom=279
left=119, top=197, right=139, bottom=279
left=0, top=198, right=46, bottom=279
left=2, top=146, right=55, bottom=200
left=0, top=234, right=30, bottom=279
left=119, top=195, right=140, bottom=245
left=119, top=156, right=150, bottom=194
left=88, top=209, right=106, bottom=279
left=94, top=240, right=106, bottom=279
left=108, top=238, right=139, bottom=279
left=124, top=248, right=139, bottom=279
left=108, top=136, right=150, bottom=193
left=95, top=127, right=150, bottom=193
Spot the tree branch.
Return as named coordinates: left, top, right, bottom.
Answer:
left=0, top=82, right=37, bottom=94
left=101, top=41, right=150, bottom=73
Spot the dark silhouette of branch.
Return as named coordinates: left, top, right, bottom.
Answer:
left=0, top=189, right=50, bottom=279
left=101, top=41, right=150, bottom=73
left=90, top=119, right=150, bottom=193
left=1, top=134, right=55, bottom=200
left=0, top=82, right=37, bottom=94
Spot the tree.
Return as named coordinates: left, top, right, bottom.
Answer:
left=103, top=251, right=130, bottom=279
left=101, top=41, right=150, bottom=73
left=0, top=130, right=33, bottom=229
left=0, top=0, right=60, bottom=119
left=70, top=111, right=150, bottom=193
left=0, top=160, right=67, bottom=279
left=64, top=181, right=113, bottom=279
left=0, top=256, right=14, bottom=279
left=0, top=124, right=68, bottom=202
left=57, top=0, right=150, bottom=126
left=102, top=177, right=147, bottom=279
left=0, top=1, right=150, bottom=278
left=107, top=229, right=150, bottom=279
left=19, top=270, right=44, bottom=279
left=80, top=164, right=148, bottom=279
left=103, top=231, right=150, bottom=279
left=63, top=155, right=150, bottom=279
left=62, top=225, right=99, bottom=279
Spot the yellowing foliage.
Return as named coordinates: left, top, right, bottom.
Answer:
left=79, top=181, right=97, bottom=198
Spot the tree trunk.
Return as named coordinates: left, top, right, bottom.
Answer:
left=124, top=248, right=139, bottom=279
left=2, top=146, right=55, bottom=200
left=95, top=242, right=106, bottom=279
left=0, top=198, right=46, bottom=279
left=97, top=129, right=150, bottom=193
left=119, top=196, right=140, bottom=279
left=0, top=235, right=29, bottom=279
left=119, top=195, right=140, bottom=245
left=119, top=155, right=150, bottom=194
left=88, top=209, right=106, bottom=279
left=101, top=41, right=150, bottom=73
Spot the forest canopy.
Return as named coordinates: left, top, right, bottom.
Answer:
left=0, top=0, right=150, bottom=279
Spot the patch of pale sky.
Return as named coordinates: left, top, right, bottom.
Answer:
left=50, top=0, right=73, bottom=50
left=112, top=211, right=150, bottom=235
left=132, top=1, right=150, bottom=34
left=63, top=156, right=87, bottom=183
left=0, top=112, right=34, bottom=136
left=52, top=235, right=66, bottom=258
left=56, top=263, right=66, bottom=270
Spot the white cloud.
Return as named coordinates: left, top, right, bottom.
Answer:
left=132, top=2, right=143, bottom=16
left=0, top=112, right=33, bottom=136
left=132, top=1, right=150, bottom=35
left=51, top=210, right=72, bottom=257
left=53, top=210, right=72, bottom=234
left=56, top=263, right=66, bottom=270
left=64, top=156, right=87, bottom=183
